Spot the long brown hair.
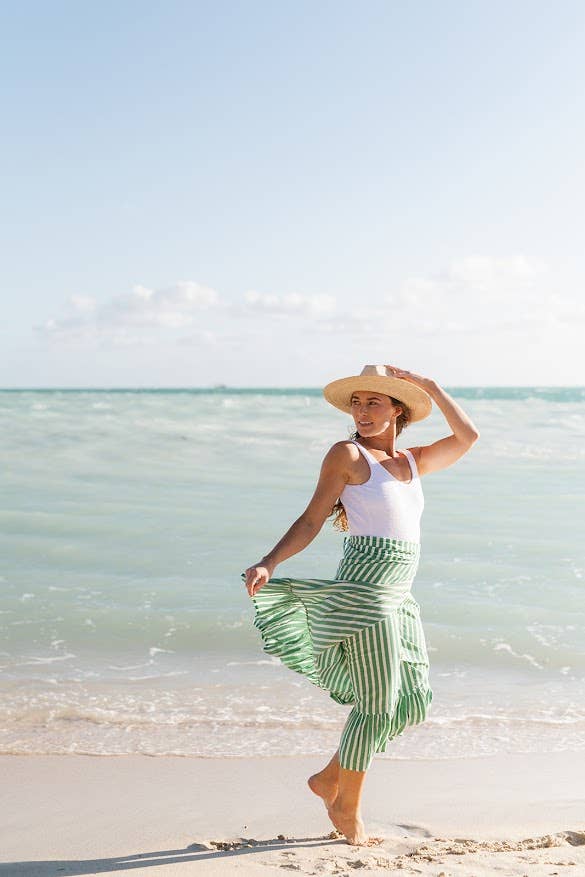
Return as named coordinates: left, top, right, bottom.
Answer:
left=328, top=396, right=412, bottom=532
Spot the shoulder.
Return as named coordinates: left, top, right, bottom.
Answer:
left=320, top=440, right=361, bottom=476
left=304, top=441, right=358, bottom=496
left=326, top=439, right=361, bottom=459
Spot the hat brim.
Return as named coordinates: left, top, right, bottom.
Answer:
left=322, top=375, right=432, bottom=422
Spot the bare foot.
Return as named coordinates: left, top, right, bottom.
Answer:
left=327, top=801, right=384, bottom=847
left=307, top=771, right=339, bottom=809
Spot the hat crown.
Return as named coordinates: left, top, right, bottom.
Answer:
left=360, top=364, right=389, bottom=378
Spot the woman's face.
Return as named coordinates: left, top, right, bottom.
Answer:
left=349, top=391, right=402, bottom=435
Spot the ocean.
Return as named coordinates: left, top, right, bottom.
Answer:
left=1, top=386, right=584, bottom=761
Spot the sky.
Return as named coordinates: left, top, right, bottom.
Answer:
left=1, top=0, right=584, bottom=388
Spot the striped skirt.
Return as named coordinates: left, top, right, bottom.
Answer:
left=242, top=534, right=433, bottom=770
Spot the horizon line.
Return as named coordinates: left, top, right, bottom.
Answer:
left=1, top=384, right=583, bottom=391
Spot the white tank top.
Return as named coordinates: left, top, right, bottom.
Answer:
left=339, top=440, right=424, bottom=542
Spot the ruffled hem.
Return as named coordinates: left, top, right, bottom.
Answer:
left=337, top=686, right=434, bottom=769
left=376, top=686, right=434, bottom=752
left=250, top=578, right=324, bottom=689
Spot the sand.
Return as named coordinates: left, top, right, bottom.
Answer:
left=1, top=751, right=584, bottom=876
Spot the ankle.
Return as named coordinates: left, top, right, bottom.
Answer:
left=333, top=795, right=360, bottom=815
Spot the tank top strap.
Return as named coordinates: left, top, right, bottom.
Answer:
left=349, top=439, right=380, bottom=466
left=400, top=448, right=419, bottom=480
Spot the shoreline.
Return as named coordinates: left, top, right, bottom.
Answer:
left=2, top=751, right=584, bottom=876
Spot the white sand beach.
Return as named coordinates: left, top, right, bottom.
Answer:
left=2, top=751, right=584, bottom=876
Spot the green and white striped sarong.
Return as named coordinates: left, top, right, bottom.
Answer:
left=242, top=534, right=433, bottom=771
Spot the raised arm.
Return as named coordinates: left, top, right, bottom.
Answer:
left=384, top=364, right=480, bottom=476
left=243, top=442, right=350, bottom=597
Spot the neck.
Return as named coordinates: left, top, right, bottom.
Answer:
left=357, top=430, right=398, bottom=456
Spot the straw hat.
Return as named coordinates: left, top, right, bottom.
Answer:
left=323, top=365, right=432, bottom=423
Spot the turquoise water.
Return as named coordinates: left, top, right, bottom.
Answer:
left=0, top=387, right=584, bottom=759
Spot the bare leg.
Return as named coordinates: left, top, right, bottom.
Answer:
left=307, top=749, right=340, bottom=808
left=327, top=765, right=384, bottom=846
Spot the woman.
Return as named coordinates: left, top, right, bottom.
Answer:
left=242, top=364, right=480, bottom=847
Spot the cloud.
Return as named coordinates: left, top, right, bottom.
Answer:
left=372, top=254, right=544, bottom=321
left=36, top=282, right=340, bottom=348
left=35, top=256, right=581, bottom=353
left=97, top=281, right=221, bottom=329
left=36, top=281, right=223, bottom=346
left=434, top=254, right=544, bottom=291
left=240, top=290, right=337, bottom=318
left=69, top=294, right=97, bottom=314
left=448, top=255, right=582, bottom=331
left=40, top=282, right=338, bottom=330
left=301, top=254, right=584, bottom=339
left=176, top=330, right=218, bottom=346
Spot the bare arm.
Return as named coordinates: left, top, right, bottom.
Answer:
left=385, top=365, right=480, bottom=476
left=243, top=442, right=350, bottom=597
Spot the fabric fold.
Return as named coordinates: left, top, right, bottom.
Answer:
left=242, top=534, right=433, bottom=769
left=241, top=534, right=430, bottom=699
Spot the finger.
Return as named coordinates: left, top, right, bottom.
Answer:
left=251, top=576, right=262, bottom=594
